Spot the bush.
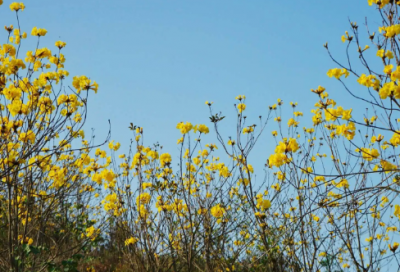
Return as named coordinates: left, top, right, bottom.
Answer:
left=3, top=1, right=400, bottom=272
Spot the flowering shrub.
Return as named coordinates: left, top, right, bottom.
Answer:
left=0, top=1, right=106, bottom=271
left=3, top=1, right=400, bottom=272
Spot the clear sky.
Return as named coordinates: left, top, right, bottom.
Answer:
left=1, top=0, right=379, bottom=171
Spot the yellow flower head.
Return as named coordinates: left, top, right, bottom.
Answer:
left=194, top=124, right=209, bottom=134
left=237, top=103, right=246, bottom=113
left=55, top=40, right=67, bottom=49
left=31, top=27, right=47, bottom=37
left=125, top=237, right=138, bottom=246
left=176, top=121, right=193, bottom=134
left=211, top=204, right=226, bottom=218
left=10, top=2, right=25, bottom=11
left=389, top=242, right=399, bottom=252
left=136, top=192, right=151, bottom=206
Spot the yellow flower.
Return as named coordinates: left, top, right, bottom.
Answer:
left=336, top=179, right=349, bottom=189
left=287, top=118, right=299, bottom=127
left=360, top=148, right=379, bottom=161
left=368, top=0, right=390, bottom=7
left=327, top=68, right=349, bottom=79
left=271, top=183, right=280, bottom=191
left=194, top=124, right=209, bottom=134
left=177, top=137, right=183, bottom=144
left=159, top=153, right=172, bottom=167
left=244, top=164, right=254, bottom=173
left=211, top=204, right=226, bottom=218
left=381, top=160, right=397, bottom=172
left=358, top=74, right=380, bottom=90
left=142, top=182, right=152, bottom=190
left=394, top=205, right=400, bottom=218
left=31, top=26, right=47, bottom=37
left=382, top=24, right=400, bottom=38
left=55, top=40, right=67, bottom=49
left=379, top=81, right=400, bottom=99
left=72, top=75, right=98, bottom=93
left=108, top=140, right=121, bottom=151
left=9, top=2, right=25, bottom=11
left=389, top=242, right=399, bottom=252
left=257, top=199, right=271, bottom=210
left=385, top=50, right=394, bottom=59
left=294, top=111, right=303, bottom=117
left=238, top=178, right=249, bottom=186
left=19, top=130, right=36, bottom=143
left=261, top=199, right=271, bottom=210
left=176, top=121, right=193, bottom=134
left=125, top=237, right=138, bottom=246
left=243, top=126, right=254, bottom=134
left=136, top=192, right=151, bottom=206
left=327, top=68, right=341, bottom=79
left=342, top=109, right=352, bottom=120
left=384, top=64, right=393, bottom=74
left=95, top=148, right=107, bottom=158
left=268, top=153, right=290, bottom=168
left=86, top=226, right=99, bottom=240
left=377, top=49, right=385, bottom=58
left=237, top=103, right=246, bottom=113
left=390, top=131, right=400, bottom=146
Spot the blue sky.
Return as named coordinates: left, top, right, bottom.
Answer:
left=1, top=0, right=379, bottom=170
